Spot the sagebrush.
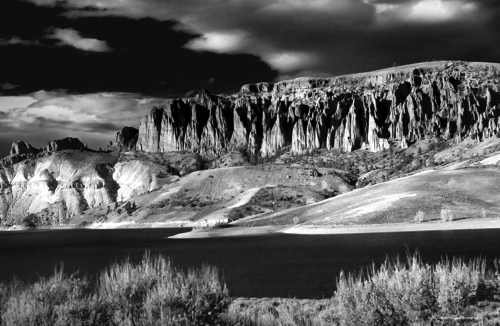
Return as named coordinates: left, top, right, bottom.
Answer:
left=1, top=253, right=499, bottom=326
left=0, top=253, right=230, bottom=326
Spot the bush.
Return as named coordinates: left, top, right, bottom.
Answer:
left=414, top=210, right=426, bottom=223
left=99, top=253, right=230, bottom=325
left=440, top=208, right=453, bottom=222
left=2, top=253, right=500, bottom=326
left=435, top=257, right=486, bottom=315
left=211, top=221, right=231, bottom=229
left=333, top=253, right=497, bottom=325
left=2, top=266, right=91, bottom=326
left=1, top=253, right=231, bottom=326
left=22, top=214, right=40, bottom=229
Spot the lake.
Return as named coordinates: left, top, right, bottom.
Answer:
left=1, top=228, right=500, bottom=299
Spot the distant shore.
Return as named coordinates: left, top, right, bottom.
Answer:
left=169, top=218, right=500, bottom=238
left=282, top=218, right=500, bottom=235
left=3, top=218, right=500, bottom=237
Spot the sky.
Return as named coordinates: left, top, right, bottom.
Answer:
left=0, top=0, right=499, bottom=156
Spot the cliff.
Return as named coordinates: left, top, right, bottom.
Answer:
left=115, top=127, right=138, bottom=150
left=46, top=137, right=85, bottom=152
left=0, top=142, right=199, bottom=226
left=135, top=61, right=500, bottom=157
left=0, top=150, right=118, bottom=225
left=2, top=61, right=500, bottom=228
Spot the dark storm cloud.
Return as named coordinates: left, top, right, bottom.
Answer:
left=0, top=0, right=277, bottom=97
left=171, top=0, right=500, bottom=77
left=78, top=121, right=120, bottom=133
left=17, top=0, right=500, bottom=81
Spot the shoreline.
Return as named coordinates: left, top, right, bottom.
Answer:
left=282, top=218, right=500, bottom=235
left=169, top=218, right=500, bottom=238
left=0, top=221, right=189, bottom=232
left=2, top=218, right=500, bottom=237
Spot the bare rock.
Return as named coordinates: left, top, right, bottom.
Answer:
left=115, top=126, right=138, bottom=150
left=46, top=137, right=85, bottom=152
left=10, top=141, right=40, bottom=156
left=240, top=82, right=274, bottom=94
left=132, top=61, right=500, bottom=157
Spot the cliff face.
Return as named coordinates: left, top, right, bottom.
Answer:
left=115, top=127, right=139, bottom=151
left=0, top=145, right=199, bottom=226
left=10, top=141, right=40, bottom=156
left=46, top=137, right=85, bottom=152
left=0, top=151, right=118, bottom=225
left=135, top=61, right=500, bottom=157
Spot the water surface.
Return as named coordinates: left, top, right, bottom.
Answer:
left=1, top=228, right=500, bottom=298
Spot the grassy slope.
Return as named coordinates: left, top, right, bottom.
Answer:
left=114, top=164, right=354, bottom=226
left=231, top=136, right=500, bottom=229
left=240, top=166, right=500, bottom=227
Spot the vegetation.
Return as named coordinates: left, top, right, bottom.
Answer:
left=414, top=210, right=426, bottom=223
left=0, top=253, right=230, bottom=326
left=441, top=208, right=453, bottom=222
left=1, top=253, right=500, bottom=325
left=331, top=254, right=500, bottom=326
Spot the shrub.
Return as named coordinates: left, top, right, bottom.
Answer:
left=333, top=253, right=496, bottom=325
left=1, top=253, right=231, bottom=326
left=435, top=257, right=486, bottom=315
left=1, top=266, right=91, bottom=326
left=293, top=216, right=300, bottom=225
left=414, top=210, right=426, bottom=223
left=440, top=208, right=453, bottom=222
left=99, top=253, right=231, bottom=326
left=211, top=221, right=231, bottom=229
left=2, top=253, right=500, bottom=326
left=22, top=214, right=40, bottom=229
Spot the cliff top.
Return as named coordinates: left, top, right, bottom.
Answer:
left=240, top=60, right=500, bottom=95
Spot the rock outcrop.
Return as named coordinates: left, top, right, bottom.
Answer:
left=46, top=137, right=85, bottom=152
left=0, top=141, right=42, bottom=166
left=113, top=160, right=176, bottom=202
left=0, top=151, right=118, bottom=225
left=115, top=126, right=139, bottom=150
left=135, top=61, right=500, bottom=157
left=10, top=141, right=40, bottom=156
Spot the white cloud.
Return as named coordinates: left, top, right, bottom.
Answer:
left=185, top=31, right=248, bottom=53
left=25, top=92, right=156, bottom=127
left=373, top=3, right=398, bottom=14
left=24, top=105, right=101, bottom=125
left=407, top=0, right=476, bottom=22
left=0, top=92, right=164, bottom=153
left=49, top=28, right=112, bottom=52
left=0, top=37, right=40, bottom=46
left=263, top=52, right=318, bottom=72
left=374, top=0, right=477, bottom=24
left=0, top=97, right=37, bottom=112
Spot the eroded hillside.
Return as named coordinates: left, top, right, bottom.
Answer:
left=2, top=61, right=500, bottom=229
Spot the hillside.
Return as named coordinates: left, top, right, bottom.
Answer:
left=1, top=60, right=500, bottom=231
